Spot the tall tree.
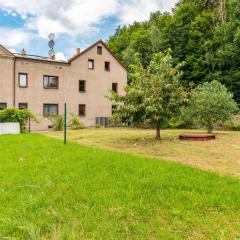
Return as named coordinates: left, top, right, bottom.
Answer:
left=109, top=51, right=187, bottom=139
left=107, top=0, right=240, bottom=104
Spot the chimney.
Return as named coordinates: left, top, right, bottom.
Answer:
left=75, top=48, right=80, bottom=56
left=21, top=49, right=26, bottom=56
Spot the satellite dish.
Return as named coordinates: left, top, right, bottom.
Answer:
left=48, top=33, right=55, bottom=40
left=48, top=33, right=56, bottom=58
left=48, top=39, right=55, bottom=49
left=48, top=49, right=55, bottom=57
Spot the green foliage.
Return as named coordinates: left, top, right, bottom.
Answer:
left=108, top=0, right=240, bottom=103
left=0, top=108, right=36, bottom=132
left=51, top=115, right=64, bottom=131
left=68, top=113, right=86, bottom=130
left=183, top=80, right=238, bottom=132
left=220, top=118, right=240, bottom=131
left=109, top=51, right=187, bottom=139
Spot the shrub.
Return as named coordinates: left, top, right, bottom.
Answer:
left=68, top=113, right=86, bottom=130
left=0, top=108, right=37, bottom=133
left=51, top=115, right=64, bottom=131
left=219, top=120, right=240, bottom=131
left=183, top=81, right=239, bottom=133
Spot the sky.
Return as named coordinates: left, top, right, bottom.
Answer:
left=0, top=0, right=178, bottom=60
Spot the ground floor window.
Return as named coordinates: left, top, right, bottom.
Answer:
left=112, top=83, right=118, bottom=93
left=0, top=103, right=7, bottom=110
left=112, top=105, right=117, bottom=115
left=19, top=103, right=28, bottom=110
left=79, top=104, right=86, bottom=117
left=43, top=104, right=58, bottom=117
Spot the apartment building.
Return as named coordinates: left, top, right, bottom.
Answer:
left=0, top=40, right=128, bottom=130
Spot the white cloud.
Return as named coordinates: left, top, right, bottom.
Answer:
left=0, top=0, right=177, bottom=38
left=8, top=48, right=17, bottom=53
left=55, top=52, right=67, bottom=61
left=0, top=0, right=178, bottom=56
left=0, top=27, right=35, bottom=48
left=119, top=0, right=162, bottom=24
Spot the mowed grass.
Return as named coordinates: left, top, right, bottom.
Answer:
left=1, top=134, right=240, bottom=239
left=45, top=128, right=240, bottom=177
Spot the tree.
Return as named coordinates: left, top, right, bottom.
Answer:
left=110, top=51, right=187, bottom=139
left=107, top=0, right=240, bottom=104
left=0, top=108, right=37, bottom=132
left=183, top=80, right=238, bottom=133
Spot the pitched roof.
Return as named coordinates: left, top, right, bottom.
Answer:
left=69, top=40, right=128, bottom=71
left=0, top=44, right=14, bottom=57
left=0, top=40, right=128, bottom=70
left=14, top=53, right=68, bottom=64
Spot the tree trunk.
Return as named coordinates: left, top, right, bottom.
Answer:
left=207, top=125, right=213, bottom=134
left=219, top=0, right=226, bottom=24
left=156, top=127, right=161, bottom=140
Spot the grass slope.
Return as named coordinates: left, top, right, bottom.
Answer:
left=0, top=134, right=240, bottom=239
left=45, top=128, right=240, bottom=177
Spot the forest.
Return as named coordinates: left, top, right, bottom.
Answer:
left=107, top=0, right=240, bottom=103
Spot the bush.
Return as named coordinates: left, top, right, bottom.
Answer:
left=68, top=113, right=86, bottom=130
left=0, top=108, right=37, bottom=133
left=219, top=121, right=240, bottom=131
left=183, top=81, right=239, bottom=133
left=51, top=115, right=64, bottom=131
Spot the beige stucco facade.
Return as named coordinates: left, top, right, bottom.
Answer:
left=0, top=40, right=127, bottom=130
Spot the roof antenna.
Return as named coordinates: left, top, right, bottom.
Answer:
left=48, top=33, right=55, bottom=59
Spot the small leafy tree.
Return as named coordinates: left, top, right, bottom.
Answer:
left=110, top=51, right=187, bottom=139
left=0, top=108, right=37, bottom=132
left=51, top=115, right=64, bottom=131
left=183, top=80, right=239, bottom=133
left=68, top=113, right=86, bottom=130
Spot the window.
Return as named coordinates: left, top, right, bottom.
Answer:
left=19, top=103, right=28, bottom=110
left=19, top=73, right=28, bottom=88
left=79, top=80, right=86, bottom=92
left=43, top=104, right=58, bottom=117
left=88, top=59, right=94, bottom=70
left=97, top=46, right=102, bottom=55
left=43, top=75, right=59, bottom=89
left=79, top=104, right=86, bottom=117
left=112, top=105, right=117, bottom=115
left=112, top=83, right=118, bottom=93
left=0, top=103, right=7, bottom=110
left=105, top=61, right=110, bottom=71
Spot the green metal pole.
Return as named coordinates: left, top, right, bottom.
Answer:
left=64, top=103, right=67, bottom=144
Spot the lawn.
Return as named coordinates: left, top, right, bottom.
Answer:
left=45, top=128, right=240, bottom=177
left=1, top=134, right=240, bottom=239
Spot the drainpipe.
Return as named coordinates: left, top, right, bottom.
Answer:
left=13, top=57, right=16, bottom=107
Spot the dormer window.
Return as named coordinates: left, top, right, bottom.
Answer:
left=88, top=59, right=94, bottom=70
left=97, top=46, right=102, bottom=55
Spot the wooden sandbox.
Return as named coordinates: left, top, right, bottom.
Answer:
left=179, top=133, right=216, bottom=141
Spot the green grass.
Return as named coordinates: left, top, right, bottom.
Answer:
left=1, top=134, right=240, bottom=239
left=45, top=128, right=240, bottom=177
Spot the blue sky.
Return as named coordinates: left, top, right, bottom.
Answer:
left=0, top=0, right=177, bottom=60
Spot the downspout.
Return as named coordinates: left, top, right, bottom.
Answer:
left=13, top=57, right=16, bottom=107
